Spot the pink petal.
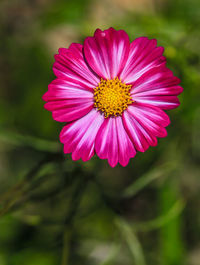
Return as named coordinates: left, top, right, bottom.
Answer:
left=133, top=95, right=180, bottom=110
left=84, top=28, right=130, bottom=79
left=60, top=109, right=104, bottom=162
left=43, top=78, right=94, bottom=123
left=53, top=43, right=100, bottom=89
left=116, top=117, right=136, bottom=166
left=123, top=103, right=169, bottom=152
left=131, top=66, right=182, bottom=95
left=123, top=112, right=156, bottom=152
left=95, top=117, right=136, bottom=167
left=44, top=98, right=93, bottom=123
left=43, top=78, right=94, bottom=101
left=95, top=118, right=118, bottom=167
left=120, top=37, right=166, bottom=84
left=130, top=65, right=183, bottom=110
left=128, top=104, right=168, bottom=137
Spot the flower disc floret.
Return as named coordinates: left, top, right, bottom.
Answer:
left=94, top=77, right=133, bottom=117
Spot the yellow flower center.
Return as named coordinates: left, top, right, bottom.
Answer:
left=94, top=77, right=133, bottom=118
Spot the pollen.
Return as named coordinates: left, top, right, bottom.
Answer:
left=94, top=77, right=133, bottom=118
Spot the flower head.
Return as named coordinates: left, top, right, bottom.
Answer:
left=43, top=28, right=183, bottom=167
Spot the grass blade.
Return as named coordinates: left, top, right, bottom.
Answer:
left=115, top=218, right=146, bottom=265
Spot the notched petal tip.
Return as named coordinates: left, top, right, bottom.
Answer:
left=42, top=92, right=48, bottom=102
left=108, top=160, right=118, bottom=168
left=94, top=27, right=126, bottom=35
left=58, top=47, right=67, bottom=55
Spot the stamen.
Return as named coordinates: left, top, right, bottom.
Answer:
left=94, top=77, right=133, bottom=118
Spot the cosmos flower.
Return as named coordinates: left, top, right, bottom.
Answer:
left=42, top=28, right=183, bottom=167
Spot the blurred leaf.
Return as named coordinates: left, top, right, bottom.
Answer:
left=0, top=158, right=59, bottom=217
left=10, top=249, right=57, bottom=265
left=115, top=218, right=146, bottom=265
left=122, top=162, right=176, bottom=198
left=132, top=199, right=185, bottom=232
left=159, top=179, right=185, bottom=265
left=0, top=130, right=60, bottom=153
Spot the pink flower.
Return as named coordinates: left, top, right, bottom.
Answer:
left=43, top=28, right=183, bottom=167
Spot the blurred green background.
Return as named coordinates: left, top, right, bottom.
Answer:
left=0, top=0, right=200, bottom=264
